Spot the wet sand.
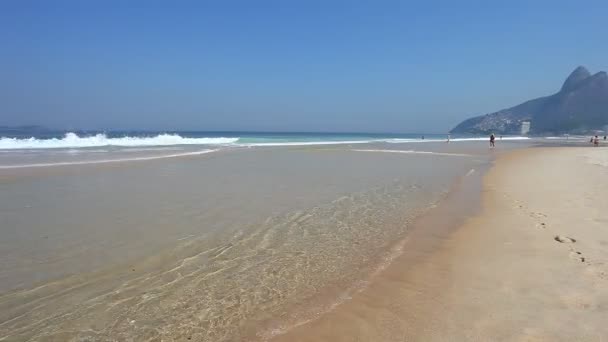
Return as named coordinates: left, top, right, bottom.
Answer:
left=0, top=142, right=495, bottom=341
left=272, top=146, right=608, bottom=341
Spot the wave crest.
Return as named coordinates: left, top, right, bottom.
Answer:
left=0, top=133, right=239, bottom=149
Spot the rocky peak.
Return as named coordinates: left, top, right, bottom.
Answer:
left=452, top=65, right=608, bottom=134
left=592, top=71, right=608, bottom=80
left=561, top=66, right=592, bottom=92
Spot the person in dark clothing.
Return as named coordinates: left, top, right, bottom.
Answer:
left=490, top=133, right=496, bottom=148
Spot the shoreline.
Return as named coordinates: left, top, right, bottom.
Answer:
left=252, top=155, right=490, bottom=341
left=271, top=146, right=608, bottom=341
left=1, top=144, right=487, bottom=341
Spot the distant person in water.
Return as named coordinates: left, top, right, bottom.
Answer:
left=447, top=134, right=451, bottom=143
left=421, top=135, right=425, bottom=140
left=604, top=135, right=607, bottom=141
left=490, top=133, right=496, bottom=148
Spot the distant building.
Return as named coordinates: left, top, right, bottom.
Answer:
left=520, top=121, right=531, bottom=135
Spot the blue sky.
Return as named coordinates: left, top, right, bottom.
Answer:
left=1, top=1, right=607, bottom=133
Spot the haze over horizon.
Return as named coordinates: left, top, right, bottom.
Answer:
left=1, top=1, right=607, bottom=133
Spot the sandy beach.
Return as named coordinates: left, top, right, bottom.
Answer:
left=3, top=1, right=608, bottom=340
left=3, top=141, right=607, bottom=341
left=273, top=146, right=608, bottom=341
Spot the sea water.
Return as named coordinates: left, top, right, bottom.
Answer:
left=0, top=131, right=529, bottom=341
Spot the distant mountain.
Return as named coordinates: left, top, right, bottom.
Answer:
left=451, top=66, right=608, bottom=134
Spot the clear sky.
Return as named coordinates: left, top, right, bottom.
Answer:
left=1, top=0, right=607, bottom=133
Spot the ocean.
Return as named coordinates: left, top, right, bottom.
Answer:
left=0, top=131, right=530, bottom=169
left=0, top=131, right=530, bottom=341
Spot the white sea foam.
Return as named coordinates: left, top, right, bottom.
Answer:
left=240, top=140, right=374, bottom=147
left=351, top=149, right=473, bottom=157
left=0, top=149, right=217, bottom=169
left=0, top=133, right=239, bottom=150
left=0, top=132, right=532, bottom=150
left=544, top=136, right=587, bottom=140
left=240, top=136, right=530, bottom=147
left=386, top=137, right=530, bottom=143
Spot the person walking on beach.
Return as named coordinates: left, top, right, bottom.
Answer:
left=490, top=133, right=496, bottom=148
left=594, top=135, right=599, bottom=147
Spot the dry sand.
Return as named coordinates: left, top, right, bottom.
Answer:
left=272, top=147, right=608, bottom=341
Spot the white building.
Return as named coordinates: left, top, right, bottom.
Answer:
left=520, top=121, right=531, bottom=135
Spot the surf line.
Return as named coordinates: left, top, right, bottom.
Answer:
left=351, top=149, right=473, bottom=157
left=0, top=150, right=218, bottom=169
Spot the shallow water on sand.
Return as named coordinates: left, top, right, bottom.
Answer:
left=0, top=142, right=512, bottom=341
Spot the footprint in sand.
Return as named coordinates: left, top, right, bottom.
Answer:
left=514, top=204, right=526, bottom=210
left=569, top=250, right=586, bottom=263
left=530, top=212, right=548, bottom=218
left=554, top=235, right=576, bottom=243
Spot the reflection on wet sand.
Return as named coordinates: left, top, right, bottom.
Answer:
left=0, top=143, right=498, bottom=341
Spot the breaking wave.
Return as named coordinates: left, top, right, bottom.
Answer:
left=0, top=133, right=239, bottom=149
left=0, top=132, right=532, bottom=150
